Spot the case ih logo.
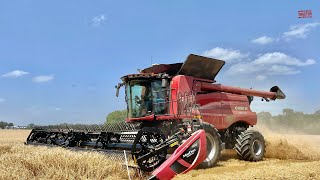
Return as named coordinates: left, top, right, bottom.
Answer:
left=235, top=106, right=248, bottom=111
left=298, top=10, right=312, bottom=18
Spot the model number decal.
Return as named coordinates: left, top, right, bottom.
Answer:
left=235, top=106, right=248, bottom=111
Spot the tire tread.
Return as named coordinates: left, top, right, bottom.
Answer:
left=234, top=130, right=265, bottom=161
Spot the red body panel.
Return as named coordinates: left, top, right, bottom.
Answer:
left=196, top=93, right=257, bottom=130
left=126, top=115, right=154, bottom=122
left=168, top=75, right=258, bottom=130
left=170, top=75, right=194, bottom=116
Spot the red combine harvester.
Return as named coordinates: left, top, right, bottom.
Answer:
left=26, top=54, right=285, bottom=179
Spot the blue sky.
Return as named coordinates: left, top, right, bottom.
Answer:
left=0, top=1, right=319, bottom=125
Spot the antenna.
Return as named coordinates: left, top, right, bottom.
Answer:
left=151, top=56, right=153, bottom=73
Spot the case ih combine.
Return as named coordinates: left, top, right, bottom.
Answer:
left=26, top=54, right=285, bottom=179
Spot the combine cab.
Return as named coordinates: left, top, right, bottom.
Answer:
left=26, top=54, right=285, bottom=178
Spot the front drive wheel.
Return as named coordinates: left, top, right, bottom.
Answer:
left=235, top=130, right=265, bottom=161
left=197, top=123, right=222, bottom=169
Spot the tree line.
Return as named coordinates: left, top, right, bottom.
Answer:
left=105, top=110, right=127, bottom=123
left=0, top=121, right=14, bottom=129
left=258, top=109, right=320, bottom=134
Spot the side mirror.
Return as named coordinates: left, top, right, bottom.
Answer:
left=115, top=83, right=123, bottom=97
left=161, top=79, right=168, bottom=88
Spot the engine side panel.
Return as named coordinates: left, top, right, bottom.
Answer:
left=221, top=93, right=257, bottom=128
left=196, top=92, right=257, bottom=130
left=196, top=93, right=223, bottom=129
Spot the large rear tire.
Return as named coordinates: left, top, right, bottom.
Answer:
left=235, top=130, right=265, bottom=161
left=197, top=122, right=222, bottom=169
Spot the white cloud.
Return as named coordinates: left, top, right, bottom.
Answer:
left=0, top=98, right=5, bottom=103
left=55, top=107, right=61, bottom=111
left=227, top=63, right=257, bottom=75
left=33, top=75, right=54, bottom=83
left=226, top=51, right=315, bottom=77
left=2, top=70, right=29, bottom=78
left=250, top=22, right=320, bottom=44
left=253, top=52, right=316, bottom=67
left=251, top=36, right=274, bottom=45
left=283, top=22, right=320, bottom=40
left=203, top=47, right=248, bottom=62
left=227, top=62, right=301, bottom=76
left=92, top=14, right=106, bottom=26
left=256, top=75, right=266, bottom=81
left=269, top=65, right=300, bottom=75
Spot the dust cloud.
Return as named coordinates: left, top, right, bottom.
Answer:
left=253, top=124, right=320, bottom=160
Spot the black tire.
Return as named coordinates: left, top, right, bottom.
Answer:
left=235, top=130, right=265, bottom=161
left=197, top=122, right=222, bottom=169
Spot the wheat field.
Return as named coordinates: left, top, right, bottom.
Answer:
left=1, top=129, right=320, bottom=180
left=0, top=130, right=139, bottom=180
